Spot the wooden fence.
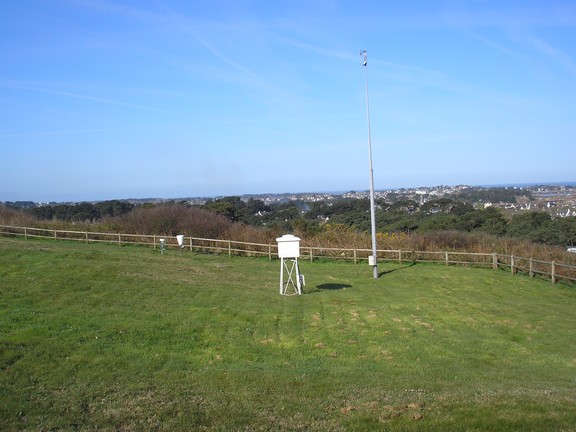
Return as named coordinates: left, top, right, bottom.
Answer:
left=1, top=224, right=575, bottom=285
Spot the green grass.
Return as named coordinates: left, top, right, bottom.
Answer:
left=1, top=237, right=575, bottom=431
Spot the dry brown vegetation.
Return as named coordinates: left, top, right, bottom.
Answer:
left=0, top=206, right=36, bottom=227
left=301, top=223, right=575, bottom=266
left=1, top=203, right=575, bottom=266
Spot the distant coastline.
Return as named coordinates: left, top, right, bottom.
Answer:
left=478, top=181, right=576, bottom=189
left=2, top=182, right=576, bottom=205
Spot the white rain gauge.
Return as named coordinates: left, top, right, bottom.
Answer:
left=276, top=234, right=305, bottom=295
left=159, top=238, right=165, bottom=254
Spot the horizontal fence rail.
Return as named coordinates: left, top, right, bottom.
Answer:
left=1, top=224, right=575, bottom=285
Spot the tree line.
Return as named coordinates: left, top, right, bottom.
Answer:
left=5, top=196, right=576, bottom=247
left=198, top=196, right=576, bottom=247
left=23, top=200, right=135, bottom=222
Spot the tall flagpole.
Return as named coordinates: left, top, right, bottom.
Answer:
left=361, top=50, right=378, bottom=279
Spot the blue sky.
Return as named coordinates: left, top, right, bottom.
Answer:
left=1, top=0, right=575, bottom=202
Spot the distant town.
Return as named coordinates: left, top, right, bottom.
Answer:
left=4, top=183, right=576, bottom=219
left=245, top=184, right=576, bottom=218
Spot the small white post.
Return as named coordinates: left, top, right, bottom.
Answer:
left=176, top=235, right=185, bottom=251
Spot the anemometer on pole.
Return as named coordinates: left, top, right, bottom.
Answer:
left=277, top=234, right=304, bottom=295
left=361, top=50, right=379, bottom=279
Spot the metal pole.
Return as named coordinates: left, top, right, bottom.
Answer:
left=361, top=50, right=378, bottom=279
left=279, top=257, right=284, bottom=294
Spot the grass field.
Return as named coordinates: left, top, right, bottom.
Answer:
left=1, top=237, right=575, bottom=431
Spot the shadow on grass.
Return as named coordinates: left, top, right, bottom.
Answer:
left=315, top=283, right=352, bottom=291
left=378, top=262, right=416, bottom=277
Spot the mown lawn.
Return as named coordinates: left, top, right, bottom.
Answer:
left=1, top=237, right=575, bottom=431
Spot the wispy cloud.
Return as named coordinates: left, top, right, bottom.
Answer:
left=438, top=3, right=576, bottom=29
left=469, top=29, right=576, bottom=82
left=278, top=37, right=356, bottom=62
left=467, top=32, right=527, bottom=59
left=195, top=37, right=260, bottom=82
left=68, top=0, right=165, bottom=22
left=0, top=127, right=128, bottom=139
left=523, top=33, right=576, bottom=79
left=70, top=0, right=301, bottom=113
left=279, top=36, right=534, bottom=109
left=0, top=81, right=166, bottom=112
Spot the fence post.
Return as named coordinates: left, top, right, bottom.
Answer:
left=9, top=224, right=576, bottom=283
left=511, top=255, right=515, bottom=275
